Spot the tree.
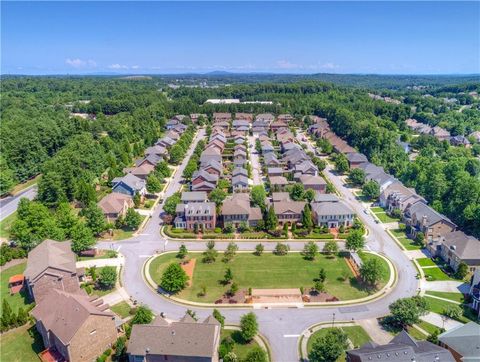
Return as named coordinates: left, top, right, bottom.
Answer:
left=169, top=144, right=184, bottom=164
left=223, top=242, right=238, bottom=262
left=362, top=180, right=380, bottom=200
left=302, top=241, right=318, bottom=260
left=360, top=258, right=383, bottom=287
left=213, top=309, right=225, bottom=328
left=177, top=244, right=188, bottom=259
left=334, top=154, right=349, bottom=174
left=164, top=192, right=181, bottom=217
left=224, top=352, right=239, bottom=362
left=240, top=312, right=258, bottom=342
left=301, top=204, right=314, bottom=230
left=210, top=187, right=227, bottom=206
left=308, top=328, right=348, bottom=362
left=160, top=263, right=189, bottom=293
left=84, top=203, right=107, bottom=235
left=114, top=336, right=127, bottom=360
left=313, top=281, right=325, bottom=293
left=264, top=206, right=278, bottom=231
left=75, top=179, right=97, bottom=207
left=443, top=305, right=462, bottom=320
left=345, top=230, right=365, bottom=252
left=0, top=156, right=15, bottom=195
left=254, top=243, right=264, bottom=256
left=323, top=240, right=339, bottom=256
left=304, top=189, right=316, bottom=203
left=155, top=161, right=171, bottom=178
left=124, top=208, right=142, bottom=230
left=251, top=185, right=266, bottom=210
left=182, top=158, right=198, bottom=180
left=244, top=347, right=268, bottom=362
left=1, top=299, right=15, bottom=330
left=98, top=266, right=117, bottom=289
left=389, top=296, right=428, bottom=327
left=146, top=174, right=162, bottom=193
left=273, top=242, right=289, bottom=256
left=224, top=267, right=234, bottom=284
left=289, top=183, right=305, bottom=201
left=229, top=282, right=238, bottom=296
left=16, top=307, right=28, bottom=326
left=318, top=268, right=327, bottom=283
left=455, top=262, right=469, bottom=279
left=348, top=168, right=366, bottom=186
left=415, top=231, right=425, bottom=245
left=55, top=202, right=79, bottom=237
left=71, top=222, right=95, bottom=253
left=38, top=172, right=67, bottom=207
left=131, top=305, right=154, bottom=325
left=203, top=241, right=218, bottom=263
left=133, top=193, right=141, bottom=208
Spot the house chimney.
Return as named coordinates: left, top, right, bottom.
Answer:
left=421, top=215, right=427, bottom=227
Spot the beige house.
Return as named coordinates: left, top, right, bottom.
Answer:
left=24, top=239, right=83, bottom=303
left=32, top=289, right=117, bottom=362
left=98, top=192, right=134, bottom=222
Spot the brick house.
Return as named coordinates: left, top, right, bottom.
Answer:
left=175, top=202, right=216, bottom=230
left=32, top=289, right=117, bottom=362
left=429, top=231, right=480, bottom=272
left=222, top=193, right=262, bottom=227
left=346, top=152, right=368, bottom=169
left=24, top=240, right=83, bottom=303
left=298, top=174, right=327, bottom=193
left=403, top=202, right=456, bottom=242
left=273, top=200, right=306, bottom=225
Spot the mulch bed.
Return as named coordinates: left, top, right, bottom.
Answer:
left=306, top=291, right=339, bottom=302
left=214, top=289, right=248, bottom=304
left=180, top=258, right=196, bottom=287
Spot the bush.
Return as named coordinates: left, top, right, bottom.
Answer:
left=214, top=227, right=222, bottom=233
left=160, top=263, right=189, bottom=293
left=98, top=266, right=117, bottom=290
left=273, top=242, right=289, bottom=255
left=240, top=312, right=258, bottom=341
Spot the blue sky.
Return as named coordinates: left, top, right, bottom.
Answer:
left=2, top=1, right=479, bottom=75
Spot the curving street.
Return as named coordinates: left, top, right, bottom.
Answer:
left=97, top=129, right=419, bottom=361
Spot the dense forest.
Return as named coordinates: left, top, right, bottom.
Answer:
left=1, top=75, right=479, bottom=238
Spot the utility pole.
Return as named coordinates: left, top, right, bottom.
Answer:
left=332, top=312, right=336, bottom=327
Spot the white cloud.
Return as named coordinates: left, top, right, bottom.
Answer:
left=65, top=58, right=96, bottom=68
left=275, top=60, right=299, bottom=69
left=319, top=62, right=339, bottom=70
left=131, top=65, right=140, bottom=69
left=108, top=63, right=129, bottom=70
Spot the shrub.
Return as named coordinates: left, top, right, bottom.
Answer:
left=160, top=263, right=188, bottom=293
left=273, top=242, right=289, bottom=255
left=240, top=312, right=258, bottom=341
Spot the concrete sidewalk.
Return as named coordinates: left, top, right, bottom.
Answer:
left=420, top=312, right=463, bottom=330
left=421, top=280, right=470, bottom=293
left=356, top=318, right=392, bottom=344
left=76, top=255, right=124, bottom=268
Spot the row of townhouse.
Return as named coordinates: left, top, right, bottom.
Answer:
left=405, top=118, right=473, bottom=147
left=308, top=116, right=480, bottom=272
left=23, top=239, right=221, bottom=361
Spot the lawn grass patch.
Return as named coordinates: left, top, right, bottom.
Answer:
left=221, top=329, right=263, bottom=360
left=374, top=212, right=399, bottom=223
left=110, top=301, right=132, bottom=318
left=406, top=326, right=427, bottom=340
left=0, top=211, right=17, bottom=239
left=0, top=324, right=44, bottom=362
left=424, top=296, right=472, bottom=323
left=77, top=250, right=118, bottom=261
left=416, top=258, right=436, bottom=267
left=0, top=262, right=31, bottom=313
left=416, top=320, right=442, bottom=335
left=397, top=237, right=422, bottom=251
left=423, top=267, right=455, bottom=281
left=149, top=252, right=390, bottom=303
left=425, top=291, right=465, bottom=303
left=307, top=326, right=371, bottom=357
left=370, top=207, right=384, bottom=212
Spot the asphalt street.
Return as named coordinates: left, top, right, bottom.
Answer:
left=0, top=185, right=37, bottom=222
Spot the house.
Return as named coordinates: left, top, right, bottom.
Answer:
left=98, top=192, right=134, bottom=222
left=222, top=193, right=262, bottom=227
left=469, top=270, right=480, bottom=317
left=267, top=167, right=284, bottom=177
left=213, top=120, right=230, bottom=129
left=468, top=130, right=480, bottom=142
left=166, top=130, right=181, bottom=141
left=234, top=144, right=246, bottom=152
left=181, top=191, right=208, bottom=204
left=190, top=113, right=208, bottom=123
left=234, top=136, right=246, bottom=145
left=273, top=200, right=306, bottom=225
left=213, top=112, right=231, bottom=122
left=261, top=142, right=275, bottom=154
left=200, top=148, right=222, bottom=165
left=232, top=167, right=248, bottom=178
left=271, top=192, right=291, bottom=202
left=234, top=149, right=247, bottom=160
left=127, top=314, right=221, bottom=362
left=380, top=182, right=425, bottom=213
left=192, top=170, right=219, bottom=187
left=32, top=289, right=117, bottom=362
left=173, top=123, right=188, bottom=134
left=123, top=163, right=154, bottom=180
left=270, top=120, right=288, bottom=131
left=298, top=174, right=327, bottom=193
left=360, top=164, right=398, bottom=192
left=294, top=160, right=318, bottom=176
left=404, top=202, right=456, bottom=242
left=136, top=154, right=163, bottom=168
left=175, top=202, right=216, bottom=230
left=25, top=240, right=83, bottom=302
left=314, top=193, right=339, bottom=203
left=201, top=159, right=223, bottom=176
left=269, top=176, right=289, bottom=190
left=252, top=127, right=268, bottom=136
left=207, top=139, right=225, bottom=153
left=112, top=173, right=147, bottom=197
left=430, top=126, right=451, bottom=141
left=255, top=113, right=275, bottom=123
left=232, top=119, right=250, bottom=128
left=346, top=152, right=368, bottom=168
left=235, top=112, right=254, bottom=122
left=312, top=200, right=355, bottom=228
left=210, top=132, right=227, bottom=145
left=277, top=113, right=294, bottom=122
left=232, top=174, right=249, bottom=191
left=450, top=135, right=471, bottom=147
left=438, top=322, right=480, bottom=362
left=144, top=145, right=167, bottom=158
left=431, top=231, right=480, bottom=272
left=166, top=118, right=180, bottom=130
left=346, top=330, right=454, bottom=362
left=264, top=153, right=281, bottom=167
left=191, top=181, right=217, bottom=192
left=156, top=136, right=176, bottom=148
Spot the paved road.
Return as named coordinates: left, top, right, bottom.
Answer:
left=97, top=129, right=418, bottom=361
left=0, top=185, right=37, bottom=222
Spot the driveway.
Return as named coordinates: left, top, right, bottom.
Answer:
left=248, top=135, right=263, bottom=185
left=95, top=129, right=419, bottom=361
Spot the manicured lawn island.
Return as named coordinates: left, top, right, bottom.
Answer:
left=390, top=228, right=423, bottom=250
left=77, top=249, right=118, bottom=261
left=0, top=324, right=44, bottom=362
left=373, top=212, right=400, bottom=223
left=306, top=326, right=371, bottom=358
left=220, top=329, right=265, bottom=360
left=149, top=252, right=390, bottom=303
left=0, top=262, right=32, bottom=313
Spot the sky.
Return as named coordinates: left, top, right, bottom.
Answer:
left=1, top=1, right=479, bottom=75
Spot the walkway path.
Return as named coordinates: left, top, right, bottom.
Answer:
left=420, top=312, right=463, bottom=331
left=420, top=280, right=470, bottom=293
left=356, top=318, right=392, bottom=344
left=248, top=135, right=263, bottom=185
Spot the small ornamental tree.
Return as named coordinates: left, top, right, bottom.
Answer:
left=318, top=268, right=327, bottom=283
left=455, top=262, right=469, bottom=280
left=240, top=312, right=258, bottom=342
left=362, top=180, right=380, bottom=201
left=131, top=305, right=154, bottom=325
left=389, top=296, right=428, bottom=327
left=98, top=266, right=117, bottom=289
left=360, top=258, right=383, bottom=288
left=146, top=174, right=163, bottom=193
left=71, top=222, right=95, bottom=253
left=302, top=241, right=318, bottom=260
left=301, top=204, right=314, bottom=230
left=244, top=347, right=268, bottom=362
left=273, top=242, right=289, bottom=256
left=213, top=309, right=225, bottom=328
left=334, top=154, right=350, bottom=174
left=345, top=230, right=365, bottom=252
left=443, top=305, right=462, bottom=320
left=224, top=267, right=234, bottom=284
left=348, top=168, right=366, bottom=186
left=177, top=244, right=188, bottom=259
left=124, top=208, right=142, bottom=230
left=254, top=243, right=264, bottom=256
left=202, top=241, right=218, bottom=263
left=264, top=206, right=278, bottom=231
left=223, top=242, right=238, bottom=262
left=164, top=192, right=181, bottom=217
left=84, top=204, right=107, bottom=236
left=160, top=263, right=189, bottom=293
left=308, top=328, right=348, bottom=362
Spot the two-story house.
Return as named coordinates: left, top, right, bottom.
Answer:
left=175, top=202, right=216, bottom=230
left=221, top=193, right=262, bottom=227
left=312, top=200, right=355, bottom=228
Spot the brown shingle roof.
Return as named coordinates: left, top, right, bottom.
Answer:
left=98, top=192, right=133, bottom=214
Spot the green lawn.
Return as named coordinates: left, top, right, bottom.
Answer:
left=307, top=326, right=371, bottom=357
left=221, top=329, right=264, bottom=360
left=416, top=320, right=443, bottom=335
left=110, top=301, right=132, bottom=319
left=425, top=291, right=465, bottom=303
left=77, top=250, right=118, bottom=261
left=423, top=266, right=455, bottom=281
left=398, top=237, right=423, bottom=251
left=0, top=211, right=17, bottom=239
left=0, top=262, right=31, bottom=313
left=424, top=296, right=472, bottom=323
left=391, top=228, right=407, bottom=238
left=373, top=212, right=399, bottom=223
left=416, top=258, right=436, bottom=267
left=0, top=324, right=44, bottom=362
left=406, top=326, right=428, bottom=340
left=149, top=252, right=390, bottom=303
left=370, top=207, right=383, bottom=212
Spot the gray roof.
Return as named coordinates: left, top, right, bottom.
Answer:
left=438, top=322, right=480, bottom=360
left=271, top=192, right=291, bottom=202
left=346, top=152, right=368, bottom=163
left=222, top=193, right=251, bottom=215
left=268, top=167, right=284, bottom=174
left=191, top=181, right=216, bottom=191
left=314, top=193, right=339, bottom=202
left=192, top=169, right=219, bottom=183
left=128, top=315, right=220, bottom=358
left=112, top=173, right=146, bottom=191
left=312, top=200, right=354, bottom=216
left=274, top=200, right=306, bottom=215
left=407, top=202, right=455, bottom=227
left=25, top=240, right=77, bottom=281
left=184, top=202, right=216, bottom=216
left=269, top=176, right=289, bottom=185
left=232, top=174, right=249, bottom=186
left=232, top=167, right=248, bottom=177
left=347, top=330, right=455, bottom=362
left=298, top=174, right=326, bottom=186
left=441, top=231, right=480, bottom=261
left=181, top=191, right=208, bottom=202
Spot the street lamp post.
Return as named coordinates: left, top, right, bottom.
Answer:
left=332, top=312, right=336, bottom=327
